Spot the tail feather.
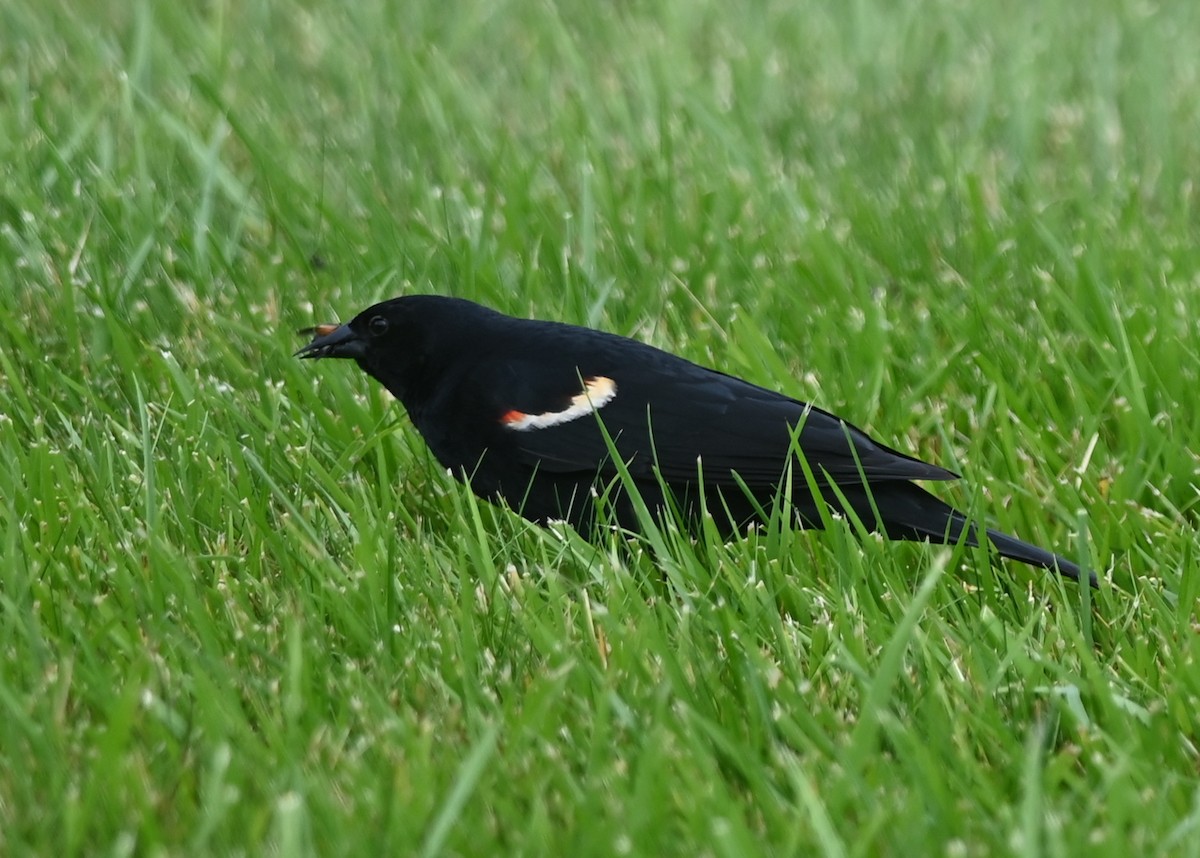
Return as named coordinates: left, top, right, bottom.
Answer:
left=859, top=483, right=1096, bottom=587
left=982, top=526, right=1095, bottom=587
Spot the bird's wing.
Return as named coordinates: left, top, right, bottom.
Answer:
left=482, top=358, right=956, bottom=488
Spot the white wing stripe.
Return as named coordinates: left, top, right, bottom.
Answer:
left=503, top=376, right=617, bottom=431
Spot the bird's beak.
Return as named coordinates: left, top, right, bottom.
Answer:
left=295, top=323, right=366, bottom=360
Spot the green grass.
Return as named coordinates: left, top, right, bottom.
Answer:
left=2, top=0, right=1199, bottom=853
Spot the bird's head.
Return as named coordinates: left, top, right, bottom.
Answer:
left=296, top=295, right=486, bottom=404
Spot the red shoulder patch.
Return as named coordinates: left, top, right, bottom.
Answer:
left=499, top=376, right=618, bottom=432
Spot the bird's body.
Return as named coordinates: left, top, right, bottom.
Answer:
left=298, top=295, right=1090, bottom=584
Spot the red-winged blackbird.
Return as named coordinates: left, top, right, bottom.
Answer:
left=298, top=295, right=1093, bottom=585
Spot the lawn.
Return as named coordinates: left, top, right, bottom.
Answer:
left=2, top=0, right=1199, bottom=854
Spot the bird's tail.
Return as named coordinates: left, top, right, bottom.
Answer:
left=980, top=526, right=1092, bottom=587
left=852, top=483, right=1095, bottom=587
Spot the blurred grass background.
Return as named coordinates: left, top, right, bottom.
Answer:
left=2, top=0, right=1199, bottom=854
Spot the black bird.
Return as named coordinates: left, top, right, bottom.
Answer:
left=298, top=295, right=1092, bottom=585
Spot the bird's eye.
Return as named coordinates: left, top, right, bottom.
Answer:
left=368, top=315, right=390, bottom=337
